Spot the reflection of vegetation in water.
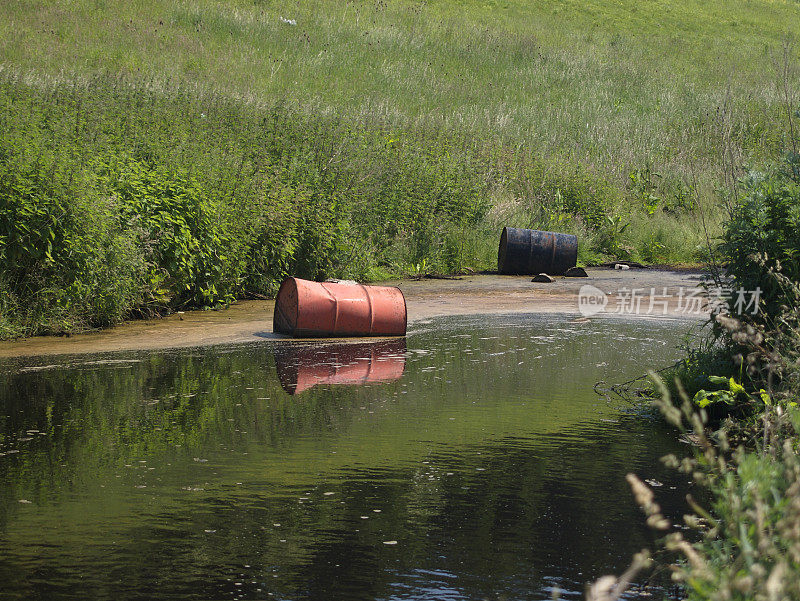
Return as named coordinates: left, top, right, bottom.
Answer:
left=0, top=316, right=689, bottom=599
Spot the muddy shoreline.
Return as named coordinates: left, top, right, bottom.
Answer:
left=0, top=268, right=709, bottom=359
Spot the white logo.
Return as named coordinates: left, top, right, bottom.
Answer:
left=578, top=285, right=608, bottom=317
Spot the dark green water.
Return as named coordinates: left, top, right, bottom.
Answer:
left=0, top=314, right=694, bottom=600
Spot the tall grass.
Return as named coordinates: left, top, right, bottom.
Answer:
left=2, top=0, right=798, bottom=336
left=0, top=73, right=645, bottom=338
left=1, top=0, right=797, bottom=187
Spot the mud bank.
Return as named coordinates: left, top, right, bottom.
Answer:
left=0, top=268, right=708, bottom=358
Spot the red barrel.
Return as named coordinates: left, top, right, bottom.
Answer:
left=275, top=339, right=407, bottom=395
left=273, top=277, right=407, bottom=337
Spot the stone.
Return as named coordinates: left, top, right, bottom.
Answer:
left=564, top=266, right=588, bottom=277
left=531, top=273, right=555, bottom=283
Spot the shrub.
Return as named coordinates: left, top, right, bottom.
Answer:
left=603, top=157, right=800, bottom=601
left=95, top=155, right=237, bottom=308
left=720, top=168, right=800, bottom=322
left=0, top=139, right=147, bottom=335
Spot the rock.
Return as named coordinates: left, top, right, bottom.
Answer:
left=600, top=261, right=647, bottom=268
left=531, top=273, right=555, bottom=283
left=614, top=263, right=630, bottom=270
left=564, top=266, right=588, bottom=277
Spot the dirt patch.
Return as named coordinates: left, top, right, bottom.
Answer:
left=0, top=267, right=709, bottom=358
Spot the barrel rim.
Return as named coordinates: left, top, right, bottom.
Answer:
left=395, top=286, right=408, bottom=335
left=274, top=277, right=299, bottom=335
left=498, top=227, right=509, bottom=274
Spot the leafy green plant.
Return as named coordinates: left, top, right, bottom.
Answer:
left=605, top=146, right=800, bottom=601
left=691, top=375, right=769, bottom=409
left=96, top=155, right=235, bottom=308
left=629, top=164, right=661, bottom=216
left=720, top=168, right=800, bottom=321
left=593, top=214, right=632, bottom=259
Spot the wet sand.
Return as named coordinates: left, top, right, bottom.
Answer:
left=0, top=268, right=709, bottom=358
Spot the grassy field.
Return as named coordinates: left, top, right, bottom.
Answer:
left=1, top=0, right=799, bottom=336
left=3, top=0, right=798, bottom=180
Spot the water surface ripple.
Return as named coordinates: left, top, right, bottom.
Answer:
left=0, top=314, right=695, bottom=600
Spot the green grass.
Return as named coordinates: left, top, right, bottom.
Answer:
left=2, top=0, right=797, bottom=182
left=1, top=0, right=799, bottom=336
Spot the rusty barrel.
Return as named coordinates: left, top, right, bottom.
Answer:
left=497, top=227, right=578, bottom=275
left=273, top=277, right=407, bottom=337
left=275, top=339, right=407, bottom=395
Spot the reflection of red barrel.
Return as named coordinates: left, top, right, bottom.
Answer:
left=273, top=277, right=407, bottom=337
left=275, top=339, right=407, bottom=395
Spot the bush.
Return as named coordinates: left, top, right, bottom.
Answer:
left=604, top=156, right=800, bottom=601
left=0, top=139, right=147, bottom=335
left=721, top=168, right=800, bottom=322
left=0, top=76, right=499, bottom=335
left=96, top=155, right=237, bottom=308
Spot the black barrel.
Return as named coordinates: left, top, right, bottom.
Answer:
left=497, top=227, right=578, bottom=275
